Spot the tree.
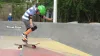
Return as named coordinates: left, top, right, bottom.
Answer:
left=0, top=0, right=25, bottom=3
left=58, top=0, right=100, bottom=23
left=12, top=3, right=25, bottom=21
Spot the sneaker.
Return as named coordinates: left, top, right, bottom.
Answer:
left=22, top=38, right=28, bottom=43
left=22, top=33, right=28, bottom=43
left=22, top=33, right=27, bottom=38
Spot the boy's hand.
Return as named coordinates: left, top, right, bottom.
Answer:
left=30, top=23, right=33, bottom=27
left=47, top=18, right=53, bottom=21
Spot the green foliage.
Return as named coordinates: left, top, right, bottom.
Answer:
left=0, top=0, right=12, bottom=2
left=12, top=2, right=34, bottom=21
left=58, top=0, right=100, bottom=23
left=12, top=3, right=25, bottom=20
left=1, top=0, right=100, bottom=22
left=0, top=2, right=3, bottom=13
left=0, top=0, right=25, bottom=3
left=0, top=3, right=2, bottom=8
left=39, top=0, right=53, bottom=9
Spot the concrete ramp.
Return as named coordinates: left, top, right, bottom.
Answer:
left=0, top=49, right=20, bottom=56
left=0, top=21, right=96, bottom=56
left=0, top=36, right=91, bottom=56
left=22, top=46, right=64, bottom=56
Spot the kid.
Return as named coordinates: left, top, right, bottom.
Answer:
left=22, top=4, right=52, bottom=43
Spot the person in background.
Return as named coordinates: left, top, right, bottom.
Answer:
left=8, top=13, right=12, bottom=21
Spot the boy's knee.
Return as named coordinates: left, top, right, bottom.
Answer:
left=26, top=28, right=30, bottom=31
left=31, top=26, right=37, bottom=31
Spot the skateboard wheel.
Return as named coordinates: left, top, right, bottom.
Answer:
left=18, top=45, right=22, bottom=49
left=18, top=47, right=21, bottom=49
left=32, top=45, right=36, bottom=48
left=19, top=45, right=22, bottom=48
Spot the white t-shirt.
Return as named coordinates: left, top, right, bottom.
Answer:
left=22, top=5, right=37, bottom=20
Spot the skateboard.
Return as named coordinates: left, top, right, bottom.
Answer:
left=14, top=43, right=40, bottom=49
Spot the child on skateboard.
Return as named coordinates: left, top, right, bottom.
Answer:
left=22, top=4, right=52, bottom=43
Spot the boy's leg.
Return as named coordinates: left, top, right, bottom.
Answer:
left=22, top=19, right=30, bottom=42
left=22, top=26, right=37, bottom=43
left=21, top=28, right=29, bottom=42
left=23, top=26, right=37, bottom=35
left=22, top=19, right=37, bottom=42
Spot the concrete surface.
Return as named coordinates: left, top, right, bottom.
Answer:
left=22, top=46, right=65, bottom=56
left=0, top=21, right=99, bottom=56
left=0, top=49, right=20, bottom=56
left=0, top=36, right=90, bottom=56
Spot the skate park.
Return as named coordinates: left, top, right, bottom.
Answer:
left=0, top=0, right=100, bottom=56
left=1, top=21, right=100, bottom=56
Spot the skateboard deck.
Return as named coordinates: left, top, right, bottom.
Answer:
left=14, top=43, right=40, bottom=49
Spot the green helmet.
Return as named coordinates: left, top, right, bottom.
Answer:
left=37, top=5, right=46, bottom=15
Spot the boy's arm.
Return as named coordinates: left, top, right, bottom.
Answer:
left=29, top=15, right=33, bottom=27
left=39, top=15, right=53, bottom=21
left=43, top=16, right=53, bottom=21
